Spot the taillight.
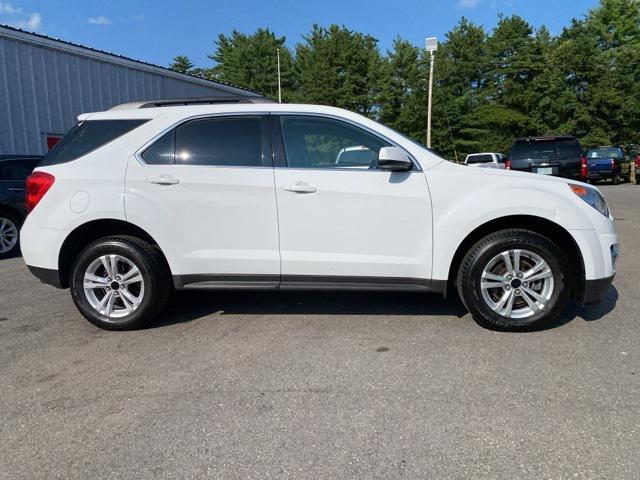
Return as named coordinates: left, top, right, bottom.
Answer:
left=636, top=156, right=640, bottom=168
left=580, top=157, right=587, bottom=181
left=504, top=159, right=511, bottom=170
left=610, top=158, right=617, bottom=171
left=25, top=172, right=55, bottom=213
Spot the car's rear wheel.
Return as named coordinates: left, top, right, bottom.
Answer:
left=457, top=229, right=571, bottom=331
left=613, top=174, right=620, bottom=185
left=70, top=236, right=171, bottom=330
left=0, top=211, right=21, bottom=259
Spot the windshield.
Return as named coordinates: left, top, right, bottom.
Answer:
left=587, top=147, right=623, bottom=160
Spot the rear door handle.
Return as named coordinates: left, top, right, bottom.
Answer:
left=147, top=174, right=180, bottom=185
left=284, top=183, right=317, bottom=194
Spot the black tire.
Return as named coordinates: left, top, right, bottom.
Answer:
left=612, top=174, right=620, bottom=185
left=70, top=236, right=171, bottom=330
left=456, top=229, right=571, bottom=332
left=636, top=177, right=640, bottom=185
left=0, top=210, right=23, bottom=259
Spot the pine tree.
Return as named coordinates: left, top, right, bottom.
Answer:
left=293, top=25, right=382, bottom=115
left=169, top=55, right=195, bottom=74
left=208, top=29, right=294, bottom=101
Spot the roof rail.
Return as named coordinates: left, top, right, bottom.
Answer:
left=138, top=96, right=274, bottom=108
left=109, top=96, right=274, bottom=111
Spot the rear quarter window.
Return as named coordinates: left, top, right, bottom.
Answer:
left=40, top=120, right=147, bottom=167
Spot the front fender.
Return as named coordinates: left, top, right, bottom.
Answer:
left=427, top=167, right=602, bottom=281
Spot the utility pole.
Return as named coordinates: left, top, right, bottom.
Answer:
left=277, top=48, right=282, bottom=104
left=425, top=37, right=438, bottom=149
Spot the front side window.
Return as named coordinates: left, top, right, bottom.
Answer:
left=174, top=117, right=263, bottom=167
left=40, top=120, right=147, bottom=167
left=279, top=116, right=390, bottom=169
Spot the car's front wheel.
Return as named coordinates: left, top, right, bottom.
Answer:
left=457, top=229, right=571, bottom=331
left=70, top=236, right=171, bottom=330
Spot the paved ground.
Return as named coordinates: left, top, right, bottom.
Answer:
left=1, top=184, right=639, bottom=479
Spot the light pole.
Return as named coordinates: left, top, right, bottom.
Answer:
left=277, top=48, right=282, bottom=104
left=425, top=37, right=438, bottom=149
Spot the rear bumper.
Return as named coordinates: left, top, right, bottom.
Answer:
left=27, top=265, right=63, bottom=289
left=582, top=274, right=615, bottom=305
left=586, top=171, right=616, bottom=180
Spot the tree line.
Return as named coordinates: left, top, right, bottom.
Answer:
left=169, top=0, right=640, bottom=160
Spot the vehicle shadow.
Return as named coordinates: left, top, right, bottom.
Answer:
left=150, top=285, right=618, bottom=331
left=543, top=285, right=619, bottom=330
left=151, top=290, right=469, bottom=329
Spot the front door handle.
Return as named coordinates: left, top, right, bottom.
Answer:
left=284, top=183, right=317, bottom=194
left=147, top=174, right=180, bottom=185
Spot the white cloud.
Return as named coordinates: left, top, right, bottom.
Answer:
left=0, top=1, right=22, bottom=14
left=458, top=0, right=481, bottom=8
left=8, top=12, right=42, bottom=31
left=87, top=15, right=111, bottom=25
left=0, top=2, right=42, bottom=31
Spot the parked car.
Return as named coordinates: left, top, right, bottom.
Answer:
left=0, top=155, right=42, bottom=258
left=635, top=155, right=640, bottom=185
left=464, top=153, right=506, bottom=169
left=335, top=145, right=377, bottom=168
left=21, top=99, right=618, bottom=332
left=584, top=147, right=631, bottom=184
left=508, top=136, right=582, bottom=179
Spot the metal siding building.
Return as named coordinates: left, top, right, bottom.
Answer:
left=0, top=25, right=261, bottom=155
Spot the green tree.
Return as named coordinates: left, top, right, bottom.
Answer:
left=377, top=37, right=425, bottom=140
left=208, top=28, right=295, bottom=100
left=293, top=24, right=382, bottom=115
left=169, top=55, right=195, bottom=74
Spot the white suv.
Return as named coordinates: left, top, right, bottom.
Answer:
left=21, top=99, right=618, bottom=331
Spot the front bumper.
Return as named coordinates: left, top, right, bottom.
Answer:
left=582, top=274, right=615, bottom=305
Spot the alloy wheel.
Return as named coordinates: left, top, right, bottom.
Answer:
left=83, top=254, right=145, bottom=320
left=480, top=249, right=554, bottom=319
left=0, top=217, right=18, bottom=254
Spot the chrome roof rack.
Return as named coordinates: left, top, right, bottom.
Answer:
left=109, top=96, right=273, bottom=111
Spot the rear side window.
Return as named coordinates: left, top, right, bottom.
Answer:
left=174, top=117, right=263, bottom=167
left=40, top=120, right=147, bottom=167
left=466, top=154, right=493, bottom=164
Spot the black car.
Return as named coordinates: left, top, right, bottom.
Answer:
left=508, top=136, right=582, bottom=180
left=0, top=155, right=42, bottom=258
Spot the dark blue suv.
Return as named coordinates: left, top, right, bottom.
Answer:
left=0, top=155, right=42, bottom=258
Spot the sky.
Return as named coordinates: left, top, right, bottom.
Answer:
left=1, top=0, right=600, bottom=68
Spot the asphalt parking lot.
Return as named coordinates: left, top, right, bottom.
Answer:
left=1, top=184, right=639, bottom=480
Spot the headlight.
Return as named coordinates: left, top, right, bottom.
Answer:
left=568, top=184, right=610, bottom=218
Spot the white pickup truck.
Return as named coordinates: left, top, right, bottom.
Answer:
left=464, top=153, right=506, bottom=169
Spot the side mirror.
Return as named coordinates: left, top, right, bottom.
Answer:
left=377, top=147, right=412, bottom=172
